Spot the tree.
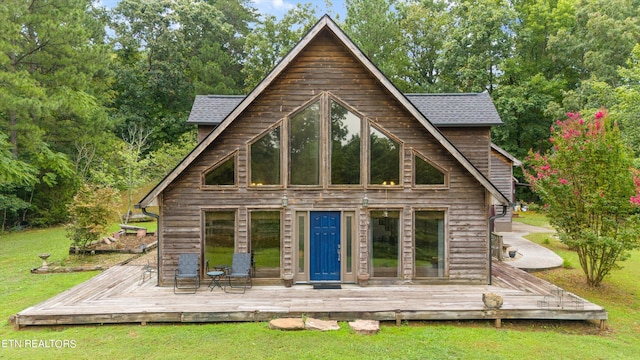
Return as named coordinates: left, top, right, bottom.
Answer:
left=525, top=110, right=640, bottom=287
left=242, top=3, right=318, bottom=91
left=108, top=0, right=255, bottom=148
left=395, top=0, right=452, bottom=92
left=0, top=0, right=113, bottom=226
left=120, top=125, right=152, bottom=223
left=343, top=0, right=403, bottom=84
left=67, top=184, right=121, bottom=249
left=438, top=0, right=516, bottom=93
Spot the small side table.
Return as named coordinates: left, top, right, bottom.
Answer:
left=206, top=270, right=225, bottom=291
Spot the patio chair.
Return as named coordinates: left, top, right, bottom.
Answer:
left=224, top=253, right=252, bottom=293
left=174, top=253, right=200, bottom=294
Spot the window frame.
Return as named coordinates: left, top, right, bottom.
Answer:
left=328, top=97, right=365, bottom=188
left=247, top=121, right=284, bottom=189
left=248, top=209, right=282, bottom=279
left=413, top=209, right=448, bottom=279
left=287, top=96, right=324, bottom=188
left=201, top=151, right=238, bottom=189
left=412, top=150, right=449, bottom=189
left=367, top=122, right=404, bottom=189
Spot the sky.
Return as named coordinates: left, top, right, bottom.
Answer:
left=98, top=0, right=347, bottom=20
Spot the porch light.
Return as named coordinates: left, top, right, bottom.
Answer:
left=282, top=195, right=288, bottom=207
left=362, top=195, right=369, bottom=207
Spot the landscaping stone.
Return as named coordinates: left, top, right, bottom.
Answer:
left=305, top=318, right=340, bottom=331
left=482, top=293, right=504, bottom=310
left=269, top=318, right=304, bottom=330
left=348, top=320, right=379, bottom=335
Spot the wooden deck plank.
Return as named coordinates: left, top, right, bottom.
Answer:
left=13, top=261, right=607, bottom=328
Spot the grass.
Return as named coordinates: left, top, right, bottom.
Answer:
left=2, top=221, right=640, bottom=359
left=512, top=210, right=552, bottom=228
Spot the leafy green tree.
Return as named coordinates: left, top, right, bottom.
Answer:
left=109, top=0, right=255, bottom=148
left=438, top=0, right=516, bottom=93
left=525, top=110, right=640, bottom=287
left=343, top=0, right=403, bottom=83
left=614, top=44, right=640, bottom=158
left=66, top=184, right=121, bottom=249
left=395, top=0, right=452, bottom=92
left=1, top=0, right=113, bottom=226
left=242, top=3, right=318, bottom=91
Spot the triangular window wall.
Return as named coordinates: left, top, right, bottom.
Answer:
left=203, top=152, right=236, bottom=187
left=414, top=152, right=448, bottom=188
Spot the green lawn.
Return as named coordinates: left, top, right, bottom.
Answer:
left=1, top=222, right=640, bottom=359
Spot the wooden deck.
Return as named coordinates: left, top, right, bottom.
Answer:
left=13, top=261, right=607, bottom=328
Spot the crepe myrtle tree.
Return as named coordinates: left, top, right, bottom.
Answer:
left=525, top=109, right=640, bottom=287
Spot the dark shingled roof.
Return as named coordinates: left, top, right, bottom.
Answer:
left=187, top=92, right=502, bottom=127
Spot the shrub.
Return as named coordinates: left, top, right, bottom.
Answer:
left=66, top=184, right=121, bottom=249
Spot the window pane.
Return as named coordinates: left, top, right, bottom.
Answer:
left=370, top=127, right=399, bottom=185
left=371, top=210, right=400, bottom=278
left=290, top=102, right=320, bottom=185
left=415, top=211, right=445, bottom=277
left=204, top=211, right=235, bottom=267
left=297, top=214, right=305, bottom=273
left=250, top=211, right=281, bottom=278
left=331, top=101, right=361, bottom=184
left=204, top=157, right=234, bottom=185
left=415, top=156, right=445, bottom=185
left=346, top=215, right=353, bottom=273
left=251, top=127, right=281, bottom=185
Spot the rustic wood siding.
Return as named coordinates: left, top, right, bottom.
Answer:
left=491, top=150, right=514, bottom=232
left=158, top=30, right=490, bottom=285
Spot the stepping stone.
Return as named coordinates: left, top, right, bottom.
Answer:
left=269, top=318, right=304, bottom=330
left=305, top=318, right=340, bottom=331
left=348, top=320, right=380, bottom=335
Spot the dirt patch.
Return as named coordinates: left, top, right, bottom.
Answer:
left=90, top=234, right=157, bottom=251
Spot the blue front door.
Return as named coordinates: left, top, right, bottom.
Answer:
left=310, top=211, right=341, bottom=282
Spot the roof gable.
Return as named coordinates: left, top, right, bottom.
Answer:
left=138, top=15, right=509, bottom=207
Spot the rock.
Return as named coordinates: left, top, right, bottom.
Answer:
left=305, top=318, right=340, bottom=331
left=348, top=320, right=379, bottom=335
left=483, top=293, right=503, bottom=310
left=269, top=318, right=305, bottom=330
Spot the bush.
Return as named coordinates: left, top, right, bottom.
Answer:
left=66, top=184, right=121, bottom=249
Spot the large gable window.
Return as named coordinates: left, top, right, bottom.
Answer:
left=289, top=101, right=320, bottom=185
left=203, top=154, right=235, bottom=186
left=370, top=127, right=400, bottom=185
left=331, top=100, right=361, bottom=185
left=251, top=126, right=281, bottom=186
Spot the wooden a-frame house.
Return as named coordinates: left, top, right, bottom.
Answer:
left=137, top=15, right=512, bottom=287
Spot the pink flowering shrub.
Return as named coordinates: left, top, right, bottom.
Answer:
left=525, top=109, right=640, bottom=287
